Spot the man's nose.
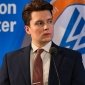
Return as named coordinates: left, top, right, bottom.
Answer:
left=43, top=23, right=49, bottom=30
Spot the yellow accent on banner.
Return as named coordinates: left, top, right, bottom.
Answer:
left=52, top=0, right=85, bottom=22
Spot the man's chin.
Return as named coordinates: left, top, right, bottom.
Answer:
left=42, top=38, right=52, bottom=43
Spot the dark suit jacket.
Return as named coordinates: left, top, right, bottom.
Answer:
left=0, top=42, right=85, bottom=85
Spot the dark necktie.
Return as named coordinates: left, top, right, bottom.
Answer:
left=32, top=49, right=44, bottom=85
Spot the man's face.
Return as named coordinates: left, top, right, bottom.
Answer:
left=25, top=10, right=54, bottom=47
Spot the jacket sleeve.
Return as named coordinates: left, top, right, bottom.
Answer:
left=0, top=54, right=10, bottom=85
left=72, top=52, right=85, bottom=85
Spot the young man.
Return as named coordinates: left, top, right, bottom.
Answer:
left=0, top=0, right=85, bottom=85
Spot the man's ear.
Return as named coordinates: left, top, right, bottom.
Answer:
left=25, top=25, right=31, bottom=35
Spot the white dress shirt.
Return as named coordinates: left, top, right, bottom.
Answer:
left=30, top=41, right=52, bottom=85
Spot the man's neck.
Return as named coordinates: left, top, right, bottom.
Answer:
left=32, top=41, right=52, bottom=48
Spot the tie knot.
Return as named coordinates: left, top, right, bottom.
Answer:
left=37, top=49, right=44, bottom=55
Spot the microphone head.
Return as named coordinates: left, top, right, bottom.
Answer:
left=49, top=47, right=58, bottom=55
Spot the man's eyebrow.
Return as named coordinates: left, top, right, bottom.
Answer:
left=36, top=18, right=53, bottom=22
left=34, top=20, right=43, bottom=24
left=36, top=20, right=43, bottom=22
left=48, top=18, right=53, bottom=20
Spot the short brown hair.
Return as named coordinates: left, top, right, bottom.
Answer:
left=22, top=0, right=53, bottom=25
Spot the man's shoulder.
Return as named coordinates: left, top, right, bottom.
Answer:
left=5, top=45, right=31, bottom=59
left=59, top=46, right=81, bottom=57
left=52, top=42, right=81, bottom=58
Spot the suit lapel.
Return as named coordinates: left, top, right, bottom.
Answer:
left=48, top=42, right=63, bottom=85
left=48, top=55, right=59, bottom=85
left=21, top=45, right=31, bottom=85
left=50, top=42, right=63, bottom=69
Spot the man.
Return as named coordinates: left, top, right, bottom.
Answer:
left=0, top=0, right=85, bottom=85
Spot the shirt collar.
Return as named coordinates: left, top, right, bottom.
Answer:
left=31, top=41, right=52, bottom=53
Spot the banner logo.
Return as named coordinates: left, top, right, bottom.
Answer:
left=52, top=0, right=85, bottom=55
left=60, top=8, right=85, bottom=54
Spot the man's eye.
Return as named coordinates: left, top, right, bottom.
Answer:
left=36, top=22, right=44, bottom=26
left=48, top=20, right=53, bottom=24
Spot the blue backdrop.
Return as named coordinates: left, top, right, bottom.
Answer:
left=0, top=0, right=30, bottom=66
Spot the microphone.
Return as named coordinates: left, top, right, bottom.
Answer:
left=49, top=47, right=58, bottom=56
left=49, top=47, right=60, bottom=85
